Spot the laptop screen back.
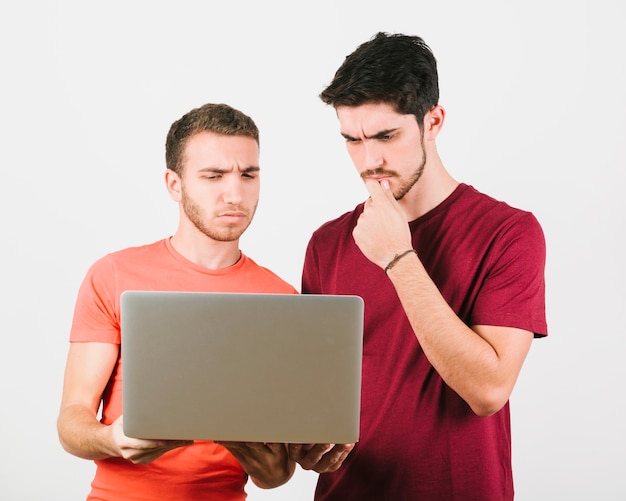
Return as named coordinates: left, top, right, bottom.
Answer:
left=121, top=291, right=364, bottom=444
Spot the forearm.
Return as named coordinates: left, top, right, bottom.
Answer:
left=57, top=404, right=116, bottom=460
left=249, top=459, right=296, bottom=489
left=386, top=253, right=510, bottom=415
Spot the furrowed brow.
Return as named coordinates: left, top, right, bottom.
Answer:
left=341, top=128, right=398, bottom=141
left=341, top=132, right=358, bottom=141
left=199, top=167, right=227, bottom=174
left=367, top=128, right=397, bottom=139
left=198, top=166, right=260, bottom=174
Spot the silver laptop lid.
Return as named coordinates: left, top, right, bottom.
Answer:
left=121, top=291, right=364, bottom=444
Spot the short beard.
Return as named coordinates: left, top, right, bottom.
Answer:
left=360, top=133, right=426, bottom=201
left=181, top=186, right=256, bottom=242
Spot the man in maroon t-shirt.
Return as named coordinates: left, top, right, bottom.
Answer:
left=288, top=32, right=547, bottom=501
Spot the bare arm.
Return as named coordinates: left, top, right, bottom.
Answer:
left=57, top=342, right=191, bottom=464
left=353, top=179, right=533, bottom=416
left=215, top=441, right=296, bottom=489
left=384, top=254, right=532, bottom=415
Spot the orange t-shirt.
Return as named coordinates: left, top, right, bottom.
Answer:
left=69, top=238, right=298, bottom=501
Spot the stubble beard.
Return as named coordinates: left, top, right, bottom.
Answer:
left=181, top=188, right=256, bottom=242
left=361, top=135, right=427, bottom=201
left=393, top=152, right=426, bottom=201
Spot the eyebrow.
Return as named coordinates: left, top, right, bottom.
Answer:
left=198, top=165, right=260, bottom=174
left=340, top=128, right=399, bottom=141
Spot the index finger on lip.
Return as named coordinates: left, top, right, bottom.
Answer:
left=363, top=178, right=385, bottom=200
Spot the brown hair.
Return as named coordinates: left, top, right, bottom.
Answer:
left=165, top=103, right=259, bottom=175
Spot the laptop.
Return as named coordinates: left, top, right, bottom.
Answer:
left=121, top=290, right=364, bottom=444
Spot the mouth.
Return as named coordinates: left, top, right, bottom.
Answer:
left=218, top=211, right=248, bottom=223
left=362, top=174, right=393, bottom=185
left=360, top=169, right=396, bottom=182
left=220, top=210, right=246, bottom=216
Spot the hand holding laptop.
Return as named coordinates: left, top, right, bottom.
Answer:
left=214, top=440, right=355, bottom=480
left=287, top=443, right=355, bottom=473
left=215, top=441, right=295, bottom=489
left=111, top=415, right=193, bottom=465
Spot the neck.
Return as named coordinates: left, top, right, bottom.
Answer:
left=170, top=230, right=242, bottom=270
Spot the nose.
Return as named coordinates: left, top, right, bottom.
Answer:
left=222, top=177, right=244, bottom=205
left=362, top=140, right=383, bottom=171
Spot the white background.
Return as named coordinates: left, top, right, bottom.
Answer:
left=1, top=1, right=624, bottom=499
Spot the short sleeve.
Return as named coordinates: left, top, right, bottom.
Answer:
left=69, top=255, right=121, bottom=344
left=470, top=212, right=548, bottom=337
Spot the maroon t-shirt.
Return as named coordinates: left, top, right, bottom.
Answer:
left=302, top=184, right=547, bottom=501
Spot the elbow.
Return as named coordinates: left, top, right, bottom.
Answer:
left=470, top=403, right=504, bottom=418
left=56, top=410, right=92, bottom=460
left=467, top=388, right=511, bottom=417
left=57, top=420, right=79, bottom=458
left=57, top=429, right=80, bottom=457
left=56, top=417, right=71, bottom=453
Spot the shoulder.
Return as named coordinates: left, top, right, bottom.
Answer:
left=310, top=205, right=363, bottom=242
left=84, top=240, right=167, bottom=282
left=93, top=239, right=167, bottom=266
left=103, top=239, right=167, bottom=262
left=459, top=186, right=546, bottom=270
left=458, top=185, right=544, bottom=239
left=240, top=254, right=298, bottom=293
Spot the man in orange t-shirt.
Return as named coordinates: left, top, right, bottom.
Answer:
left=57, top=103, right=297, bottom=500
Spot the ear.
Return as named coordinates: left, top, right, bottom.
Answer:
left=423, top=105, right=445, bottom=141
left=165, top=168, right=182, bottom=202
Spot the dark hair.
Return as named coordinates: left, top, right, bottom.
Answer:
left=165, top=103, right=259, bottom=175
left=320, top=32, right=439, bottom=126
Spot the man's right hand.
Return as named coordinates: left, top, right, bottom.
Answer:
left=110, top=415, right=193, bottom=464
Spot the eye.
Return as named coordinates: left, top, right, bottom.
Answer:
left=377, top=133, right=395, bottom=141
left=242, top=172, right=257, bottom=179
